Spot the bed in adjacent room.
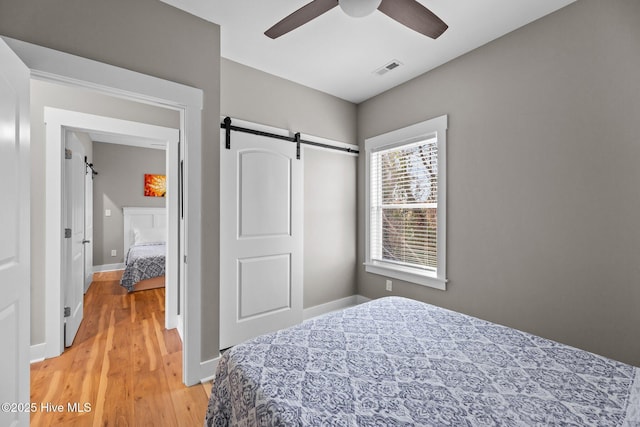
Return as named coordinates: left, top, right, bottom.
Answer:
left=120, top=207, right=166, bottom=292
left=205, top=296, right=639, bottom=426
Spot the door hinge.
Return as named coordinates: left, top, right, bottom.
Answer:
left=64, top=306, right=71, bottom=317
left=65, top=148, right=72, bottom=159
left=64, top=228, right=72, bottom=238
left=184, top=255, right=187, bottom=264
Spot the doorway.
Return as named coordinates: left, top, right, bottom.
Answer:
left=2, top=34, right=206, bottom=385
left=46, top=107, right=181, bottom=353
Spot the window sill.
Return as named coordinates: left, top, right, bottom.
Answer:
left=364, top=262, right=447, bottom=291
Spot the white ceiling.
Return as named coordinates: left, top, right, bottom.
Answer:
left=160, top=0, right=576, bottom=103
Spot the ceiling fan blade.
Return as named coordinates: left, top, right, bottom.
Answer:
left=378, top=0, right=448, bottom=39
left=265, top=0, right=338, bottom=39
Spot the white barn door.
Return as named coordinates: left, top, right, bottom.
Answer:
left=220, top=126, right=302, bottom=349
left=0, top=39, right=30, bottom=427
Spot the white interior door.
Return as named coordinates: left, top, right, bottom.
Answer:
left=63, top=132, right=86, bottom=347
left=166, top=137, right=180, bottom=332
left=0, top=39, right=30, bottom=427
left=220, top=127, right=303, bottom=349
left=84, top=164, right=93, bottom=292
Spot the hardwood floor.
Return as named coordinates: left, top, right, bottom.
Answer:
left=30, top=272, right=212, bottom=426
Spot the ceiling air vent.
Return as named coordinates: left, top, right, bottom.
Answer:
left=374, top=60, right=403, bottom=76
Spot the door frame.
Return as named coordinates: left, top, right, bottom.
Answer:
left=3, top=36, right=205, bottom=385
left=46, top=108, right=181, bottom=351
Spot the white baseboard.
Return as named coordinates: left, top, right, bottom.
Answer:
left=356, top=295, right=371, bottom=304
left=176, top=315, right=184, bottom=342
left=303, top=294, right=370, bottom=321
left=93, top=263, right=125, bottom=273
left=30, top=343, right=46, bottom=364
left=199, top=356, right=221, bottom=383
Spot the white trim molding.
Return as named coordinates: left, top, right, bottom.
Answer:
left=4, top=36, right=205, bottom=386
left=93, top=263, right=126, bottom=273
left=30, top=343, right=46, bottom=364
left=364, top=115, right=448, bottom=291
left=356, top=295, right=372, bottom=305
left=3, top=37, right=202, bottom=109
left=43, top=108, right=181, bottom=360
left=303, top=295, right=371, bottom=321
left=199, top=356, right=221, bottom=384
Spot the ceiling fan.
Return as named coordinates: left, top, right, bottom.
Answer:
left=265, top=0, right=448, bottom=40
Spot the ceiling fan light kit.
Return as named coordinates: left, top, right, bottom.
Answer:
left=338, top=0, right=382, bottom=18
left=265, top=0, right=447, bottom=40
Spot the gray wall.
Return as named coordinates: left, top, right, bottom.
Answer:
left=92, top=142, right=166, bottom=266
left=71, top=131, right=93, bottom=168
left=0, top=0, right=221, bottom=361
left=357, top=0, right=640, bottom=366
left=222, top=58, right=358, bottom=309
left=303, top=148, right=357, bottom=308
left=222, top=59, right=357, bottom=144
left=28, top=80, right=180, bottom=345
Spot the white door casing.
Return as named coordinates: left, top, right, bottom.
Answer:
left=0, top=38, right=30, bottom=427
left=5, top=35, right=205, bottom=385
left=63, top=132, right=86, bottom=347
left=84, top=162, right=94, bottom=292
left=220, top=124, right=303, bottom=349
left=44, top=108, right=180, bottom=356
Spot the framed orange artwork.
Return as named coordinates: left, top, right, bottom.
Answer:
left=144, top=174, right=166, bottom=197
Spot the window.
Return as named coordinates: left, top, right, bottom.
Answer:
left=365, top=115, right=447, bottom=290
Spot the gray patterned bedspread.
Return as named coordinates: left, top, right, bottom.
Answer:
left=205, top=296, right=640, bottom=426
left=120, top=243, right=165, bottom=291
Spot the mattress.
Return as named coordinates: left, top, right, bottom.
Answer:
left=204, top=296, right=639, bottom=426
left=119, top=242, right=166, bottom=292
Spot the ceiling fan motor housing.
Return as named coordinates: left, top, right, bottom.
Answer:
left=339, top=0, right=382, bottom=17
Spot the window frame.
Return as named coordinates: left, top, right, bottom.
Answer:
left=364, top=115, right=448, bottom=290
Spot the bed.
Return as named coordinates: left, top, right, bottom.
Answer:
left=120, top=207, right=166, bottom=292
left=205, top=296, right=640, bottom=426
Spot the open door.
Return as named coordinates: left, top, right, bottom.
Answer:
left=84, top=159, right=93, bottom=292
left=0, top=38, right=31, bottom=427
left=219, top=126, right=303, bottom=349
left=63, top=132, right=86, bottom=347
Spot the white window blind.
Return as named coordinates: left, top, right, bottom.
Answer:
left=370, top=138, right=438, bottom=272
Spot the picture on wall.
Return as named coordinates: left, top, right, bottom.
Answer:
left=144, top=174, right=166, bottom=197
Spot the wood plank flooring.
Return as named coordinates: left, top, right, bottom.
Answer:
left=30, top=272, right=212, bottom=426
